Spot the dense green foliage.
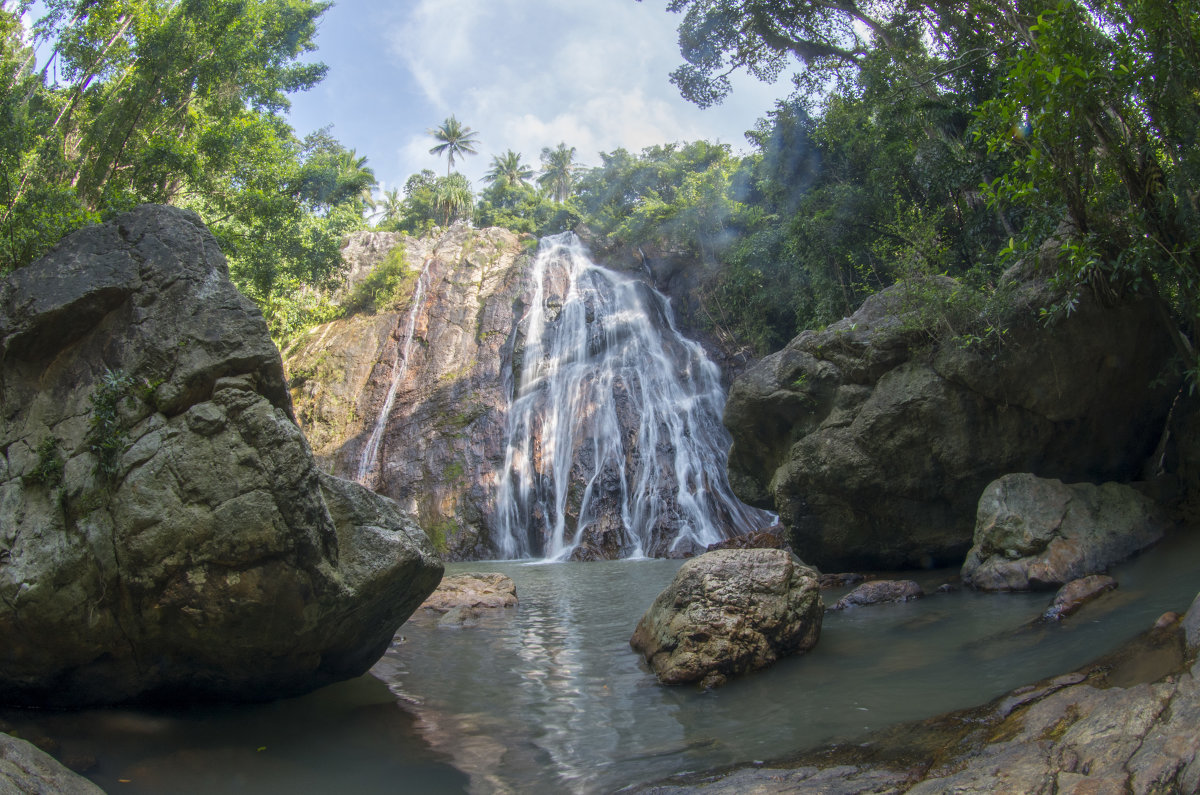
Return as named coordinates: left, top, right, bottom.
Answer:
left=0, top=0, right=374, bottom=341
left=642, top=0, right=1200, bottom=361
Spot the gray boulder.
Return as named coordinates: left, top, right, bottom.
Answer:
left=831, top=579, right=923, bottom=610
left=629, top=549, right=823, bottom=688
left=962, top=474, right=1165, bottom=591
left=0, top=732, right=103, bottom=794
left=0, top=205, right=442, bottom=706
left=723, top=275, right=1177, bottom=570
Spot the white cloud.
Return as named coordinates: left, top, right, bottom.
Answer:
left=324, top=0, right=795, bottom=190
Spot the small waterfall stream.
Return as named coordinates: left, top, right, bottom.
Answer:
left=355, top=258, right=432, bottom=487
left=494, top=234, right=772, bottom=560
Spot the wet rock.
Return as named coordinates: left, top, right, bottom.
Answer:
left=723, top=273, right=1178, bottom=571
left=962, top=474, right=1166, bottom=591
left=819, top=572, right=865, bottom=590
left=705, top=528, right=786, bottom=551
left=1185, top=592, right=1200, bottom=653
left=1155, top=611, right=1181, bottom=630
left=420, top=572, right=518, bottom=612
left=629, top=549, right=823, bottom=688
left=437, top=606, right=483, bottom=628
left=830, top=579, right=923, bottom=610
left=0, top=732, right=103, bottom=794
left=1042, top=575, right=1119, bottom=621
left=639, top=595, right=1200, bottom=794
left=0, top=205, right=443, bottom=707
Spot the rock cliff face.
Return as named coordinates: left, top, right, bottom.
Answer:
left=285, top=227, right=766, bottom=560
left=0, top=205, right=442, bottom=707
left=284, top=225, right=530, bottom=559
left=723, top=274, right=1179, bottom=570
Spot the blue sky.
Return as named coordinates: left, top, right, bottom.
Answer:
left=284, top=0, right=793, bottom=194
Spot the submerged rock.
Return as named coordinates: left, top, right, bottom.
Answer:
left=1042, top=575, right=1119, bottom=621
left=0, top=205, right=442, bottom=707
left=723, top=274, right=1178, bottom=571
left=830, top=579, right=923, bottom=610
left=962, top=474, right=1165, bottom=591
left=420, top=572, right=518, bottom=612
left=629, top=549, right=823, bottom=688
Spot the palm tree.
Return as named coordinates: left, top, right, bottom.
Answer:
left=335, top=148, right=377, bottom=210
left=484, top=150, right=534, bottom=190
left=434, top=173, right=473, bottom=226
left=376, top=187, right=404, bottom=227
left=538, top=143, right=579, bottom=203
left=428, top=115, right=480, bottom=176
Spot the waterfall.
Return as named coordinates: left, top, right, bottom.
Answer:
left=494, top=234, right=772, bottom=561
left=355, top=258, right=432, bottom=487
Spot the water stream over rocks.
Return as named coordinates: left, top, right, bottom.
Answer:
left=355, top=257, right=434, bottom=486
left=494, top=234, right=772, bottom=560
left=4, top=529, right=1197, bottom=794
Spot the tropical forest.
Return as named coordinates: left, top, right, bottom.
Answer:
left=1, top=0, right=1199, bottom=792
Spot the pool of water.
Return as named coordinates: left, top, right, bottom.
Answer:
left=3, top=529, right=1198, bottom=794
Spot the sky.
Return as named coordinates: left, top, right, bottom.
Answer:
left=284, top=0, right=794, bottom=195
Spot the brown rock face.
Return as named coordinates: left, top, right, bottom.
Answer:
left=629, top=549, right=823, bottom=688
left=962, top=474, right=1166, bottom=591
left=0, top=205, right=442, bottom=707
left=285, top=224, right=529, bottom=560
left=723, top=275, right=1178, bottom=571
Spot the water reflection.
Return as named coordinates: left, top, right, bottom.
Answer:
left=382, top=532, right=1200, bottom=793
left=3, top=531, right=1197, bottom=794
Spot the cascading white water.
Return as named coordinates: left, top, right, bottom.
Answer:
left=355, top=258, right=432, bottom=487
left=494, top=234, right=773, bottom=560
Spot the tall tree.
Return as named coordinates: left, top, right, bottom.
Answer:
left=434, top=173, right=473, bottom=226
left=484, top=149, right=534, bottom=189
left=538, top=143, right=579, bottom=203
left=427, top=114, right=479, bottom=176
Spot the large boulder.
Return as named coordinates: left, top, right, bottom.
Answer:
left=724, top=274, right=1178, bottom=570
left=0, top=205, right=442, bottom=707
left=961, top=474, right=1166, bottom=591
left=629, top=549, right=823, bottom=688
left=0, top=732, right=103, bottom=794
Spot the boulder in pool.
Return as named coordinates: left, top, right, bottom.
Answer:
left=961, top=474, right=1165, bottom=591
left=629, top=548, right=823, bottom=688
left=830, top=579, right=923, bottom=610
left=420, top=572, right=518, bottom=612
left=0, top=205, right=443, bottom=707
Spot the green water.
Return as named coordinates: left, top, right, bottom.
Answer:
left=3, top=529, right=1198, bottom=794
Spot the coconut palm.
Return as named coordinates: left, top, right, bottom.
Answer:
left=484, top=150, right=534, bottom=190
left=434, top=173, right=473, bottom=226
left=428, top=115, right=480, bottom=176
left=538, top=143, right=579, bottom=203
left=375, top=187, right=404, bottom=227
